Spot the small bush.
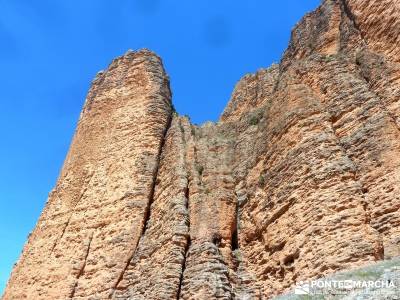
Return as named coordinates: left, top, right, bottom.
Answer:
left=196, top=165, right=204, bottom=176
left=258, top=175, right=265, bottom=187
left=323, top=54, right=335, bottom=62
left=249, top=115, right=260, bottom=126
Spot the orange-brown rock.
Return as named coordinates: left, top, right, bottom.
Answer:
left=3, top=0, right=400, bottom=299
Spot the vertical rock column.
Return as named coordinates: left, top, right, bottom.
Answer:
left=2, top=49, right=172, bottom=300
left=112, top=115, right=190, bottom=299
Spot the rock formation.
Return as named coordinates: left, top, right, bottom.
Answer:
left=3, top=0, right=400, bottom=299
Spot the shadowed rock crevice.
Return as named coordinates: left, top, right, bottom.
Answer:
left=49, top=215, right=72, bottom=256
left=176, top=117, right=192, bottom=300
left=231, top=228, right=239, bottom=251
left=69, top=232, right=94, bottom=299
left=49, top=171, right=95, bottom=257
left=110, top=118, right=173, bottom=296
left=340, top=0, right=363, bottom=39
left=110, top=68, right=173, bottom=299
left=141, top=113, right=173, bottom=238
left=176, top=237, right=191, bottom=300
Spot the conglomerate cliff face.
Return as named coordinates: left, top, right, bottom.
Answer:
left=3, top=0, right=400, bottom=299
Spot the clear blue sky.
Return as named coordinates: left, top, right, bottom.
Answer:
left=0, top=0, right=320, bottom=293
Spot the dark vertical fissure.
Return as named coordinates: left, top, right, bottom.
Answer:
left=50, top=215, right=72, bottom=256
left=69, top=232, right=94, bottom=299
left=50, top=172, right=95, bottom=257
left=231, top=229, right=239, bottom=251
left=142, top=114, right=173, bottom=236
left=111, top=112, right=173, bottom=297
left=177, top=228, right=191, bottom=300
left=177, top=118, right=192, bottom=300
left=340, top=0, right=364, bottom=41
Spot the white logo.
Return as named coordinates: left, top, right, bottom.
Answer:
left=294, top=279, right=397, bottom=296
left=294, top=281, right=310, bottom=295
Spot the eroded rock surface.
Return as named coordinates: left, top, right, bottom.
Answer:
left=3, top=0, right=400, bottom=299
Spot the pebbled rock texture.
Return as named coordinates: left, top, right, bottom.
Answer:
left=3, top=0, right=400, bottom=299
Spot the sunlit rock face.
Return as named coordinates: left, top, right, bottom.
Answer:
left=3, top=0, right=400, bottom=299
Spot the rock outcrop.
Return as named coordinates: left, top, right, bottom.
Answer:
left=3, top=0, right=400, bottom=299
